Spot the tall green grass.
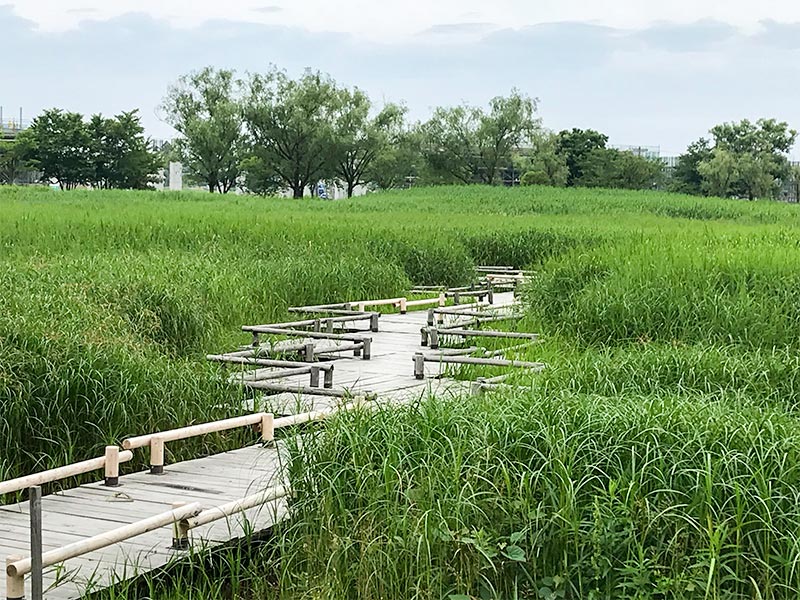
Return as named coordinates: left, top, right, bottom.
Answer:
left=0, top=185, right=616, bottom=480
left=278, top=393, right=800, bottom=599
left=5, top=184, right=800, bottom=598
left=526, top=232, right=800, bottom=349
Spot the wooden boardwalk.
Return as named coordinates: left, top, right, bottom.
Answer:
left=1, top=291, right=519, bottom=599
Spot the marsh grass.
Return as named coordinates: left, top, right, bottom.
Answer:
left=5, top=184, right=800, bottom=598
left=277, top=392, right=800, bottom=599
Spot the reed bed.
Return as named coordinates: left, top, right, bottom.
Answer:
left=5, top=184, right=800, bottom=598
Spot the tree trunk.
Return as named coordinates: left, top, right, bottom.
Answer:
left=347, top=181, right=355, bottom=198
left=292, top=184, right=304, bottom=199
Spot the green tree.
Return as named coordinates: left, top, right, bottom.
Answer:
left=672, top=138, right=712, bottom=195
left=577, top=148, right=662, bottom=190
left=736, top=152, right=775, bottom=200
left=162, top=67, right=245, bottom=193
left=711, top=118, right=796, bottom=155
left=87, top=110, right=159, bottom=189
left=517, top=134, right=568, bottom=187
left=0, top=136, right=34, bottom=184
left=239, top=155, right=283, bottom=196
left=366, top=127, right=421, bottom=190
left=708, top=118, right=797, bottom=199
left=25, top=109, right=93, bottom=189
left=698, top=147, right=739, bottom=197
left=330, top=89, right=406, bottom=198
left=789, top=164, right=800, bottom=203
left=243, top=68, right=339, bottom=199
left=421, top=90, right=539, bottom=185
left=554, top=128, right=608, bottom=186
left=615, top=150, right=663, bottom=189
left=520, top=171, right=550, bottom=186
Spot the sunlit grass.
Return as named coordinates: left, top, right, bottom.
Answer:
left=4, top=183, right=800, bottom=598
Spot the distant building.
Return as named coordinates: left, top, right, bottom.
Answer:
left=0, top=107, right=28, bottom=141
left=610, top=144, right=662, bottom=160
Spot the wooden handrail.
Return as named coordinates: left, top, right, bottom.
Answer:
left=436, top=328, right=539, bottom=340
left=238, top=326, right=369, bottom=342
left=272, top=400, right=362, bottom=429
left=6, top=502, right=202, bottom=579
left=413, top=351, right=546, bottom=379
left=0, top=449, right=133, bottom=496
left=182, top=485, right=290, bottom=530
left=242, top=312, right=374, bottom=332
left=207, top=354, right=334, bottom=371
left=123, top=413, right=267, bottom=450
left=405, top=294, right=447, bottom=309
left=125, top=395, right=372, bottom=455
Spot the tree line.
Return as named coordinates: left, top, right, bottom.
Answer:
left=0, top=109, right=158, bottom=189
left=1, top=65, right=797, bottom=200
left=161, top=67, right=667, bottom=197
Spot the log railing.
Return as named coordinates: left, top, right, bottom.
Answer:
left=3, top=399, right=367, bottom=600
left=0, top=447, right=133, bottom=496
left=2, top=276, right=524, bottom=598
left=5, top=503, right=203, bottom=600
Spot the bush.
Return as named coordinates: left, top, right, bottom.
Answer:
left=520, top=170, right=551, bottom=186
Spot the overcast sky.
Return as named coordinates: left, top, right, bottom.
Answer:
left=3, top=1, right=800, bottom=157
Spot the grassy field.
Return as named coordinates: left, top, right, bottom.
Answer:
left=3, top=184, right=800, bottom=598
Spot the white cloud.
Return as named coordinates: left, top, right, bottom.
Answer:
left=3, top=5, right=800, bottom=158
left=8, top=0, right=800, bottom=40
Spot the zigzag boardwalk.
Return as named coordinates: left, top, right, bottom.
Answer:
left=1, top=272, right=535, bottom=599
left=1, top=446, right=286, bottom=599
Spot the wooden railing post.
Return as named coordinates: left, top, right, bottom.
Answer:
left=261, top=413, right=274, bottom=446
left=171, top=502, right=190, bottom=550
left=413, top=353, right=425, bottom=380
left=399, top=298, right=407, bottom=314
left=427, top=309, right=435, bottom=327
left=438, top=292, right=446, bottom=307
left=420, top=327, right=429, bottom=347
left=304, top=342, right=315, bottom=362
left=6, top=555, right=25, bottom=600
left=362, top=338, right=371, bottom=360
left=324, top=366, right=334, bottom=389
left=429, top=328, right=440, bottom=350
left=150, top=436, right=165, bottom=475
left=310, top=366, right=320, bottom=388
left=370, top=313, right=379, bottom=332
left=104, top=446, right=120, bottom=487
left=29, top=487, right=42, bottom=600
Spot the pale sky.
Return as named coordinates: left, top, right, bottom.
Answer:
left=9, top=0, right=800, bottom=38
left=3, top=1, right=800, bottom=157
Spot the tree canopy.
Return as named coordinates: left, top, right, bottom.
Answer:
left=19, top=108, right=157, bottom=190
left=7, top=64, right=800, bottom=201
left=675, top=119, right=797, bottom=200
left=330, top=90, right=406, bottom=197
left=162, top=67, right=245, bottom=193
left=555, top=128, right=609, bottom=186
left=421, top=90, right=539, bottom=185
left=242, top=68, right=340, bottom=199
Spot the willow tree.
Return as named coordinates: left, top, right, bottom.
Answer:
left=162, top=67, right=245, bottom=193
left=421, top=90, right=540, bottom=185
left=330, top=88, right=406, bottom=197
left=243, top=68, right=339, bottom=199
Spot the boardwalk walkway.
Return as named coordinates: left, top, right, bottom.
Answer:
left=1, top=290, right=519, bottom=599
